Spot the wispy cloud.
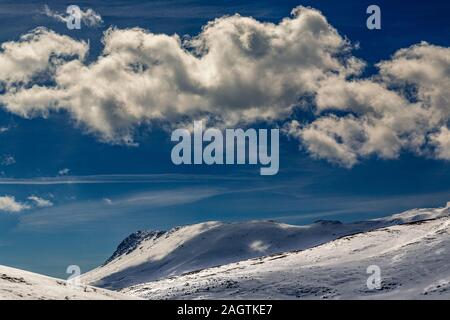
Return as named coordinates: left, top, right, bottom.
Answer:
left=18, top=187, right=226, bottom=229
left=27, top=195, right=53, bottom=208
left=1, top=154, right=15, bottom=166
left=0, top=173, right=253, bottom=185
left=262, top=191, right=450, bottom=223
left=57, top=168, right=70, bottom=176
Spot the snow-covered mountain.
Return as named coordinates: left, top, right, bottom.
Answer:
left=80, top=221, right=369, bottom=290
left=81, top=202, right=450, bottom=293
left=123, top=204, right=450, bottom=299
left=3, top=203, right=450, bottom=299
left=0, top=265, right=133, bottom=300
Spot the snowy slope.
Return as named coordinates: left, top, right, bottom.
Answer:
left=81, top=221, right=373, bottom=289
left=0, top=265, right=134, bottom=300
left=123, top=209, right=450, bottom=299
left=81, top=202, right=450, bottom=291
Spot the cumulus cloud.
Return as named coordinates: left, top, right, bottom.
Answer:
left=284, top=118, right=361, bottom=168
left=431, top=127, right=450, bottom=160
left=0, top=27, right=88, bottom=86
left=0, top=195, right=30, bottom=213
left=0, top=7, right=361, bottom=144
left=27, top=195, right=54, bottom=208
left=0, top=7, right=450, bottom=167
left=284, top=42, right=450, bottom=167
left=43, top=5, right=103, bottom=27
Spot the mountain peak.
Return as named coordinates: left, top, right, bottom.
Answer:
left=104, top=230, right=165, bottom=266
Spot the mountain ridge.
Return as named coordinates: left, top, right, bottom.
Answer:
left=80, top=203, right=450, bottom=290
left=123, top=212, right=450, bottom=299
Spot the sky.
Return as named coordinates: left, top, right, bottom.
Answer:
left=0, top=0, right=449, bottom=278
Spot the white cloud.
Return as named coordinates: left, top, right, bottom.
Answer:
left=43, top=5, right=103, bottom=27
left=1, top=154, right=15, bottom=166
left=0, top=7, right=450, bottom=167
left=0, top=194, right=54, bottom=213
left=0, top=7, right=360, bottom=144
left=0, top=27, right=88, bottom=86
left=19, top=188, right=227, bottom=228
left=0, top=173, right=241, bottom=185
left=285, top=42, right=450, bottom=167
left=27, top=195, right=54, bottom=208
left=431, top=127, right=450, bottom=160
left=284, top=118, right=360, bottom=168
left=58, top=168, right=70, bottom=175
left=0, top=195, right=30, bottom=213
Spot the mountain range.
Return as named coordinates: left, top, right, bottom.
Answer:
left=2, top=202, right=450, bottom=299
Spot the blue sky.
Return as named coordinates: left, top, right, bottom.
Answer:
left=0, top=0, right=450, bottom=278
